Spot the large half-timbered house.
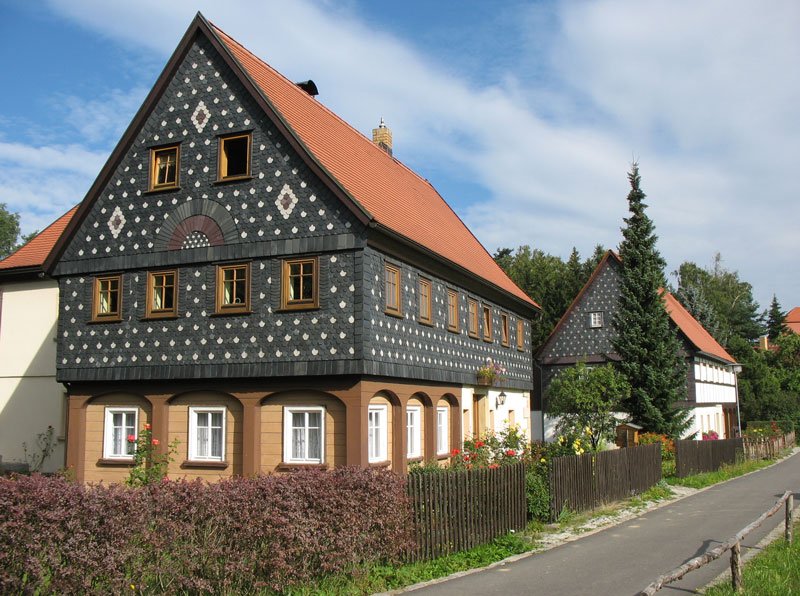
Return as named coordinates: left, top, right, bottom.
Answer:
left=48, top=14, right=539, bottom=482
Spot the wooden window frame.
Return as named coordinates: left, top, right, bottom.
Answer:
left=215, top=263, right=251, bottom=314
left=368, top=404, right=388, bottom=463
left=418, top=277, right=432, bottom=325
left=281, top=257, right=319, bottom=311
left=145, top=269, right=178, bottom=319
left=92, top=274, right=122, bottom=322
left=589, top=311, right=604, bottom=328
left=149, top=144, right=180, bottom=191
left=501, top=313, right=510, bottom=347
left=217, top=132, right=252, bottom=181
left=516, top=319, right=525, bottom=351
left=482, top=305, right=493, bottom=342
left=436, top=406, right=449, bottom=456
left=103, top=407, right=138, bottom=459
left=283, top=406, right=325, bottom=464
left=384, top=263, right=402, bottom=317
left=468, top=298, right=479, bottom=338
left=406, top=406, right=422, bottom=459
left=188, top=406, right=226, bottom=462
left=447, top=289, right=459, bottom=333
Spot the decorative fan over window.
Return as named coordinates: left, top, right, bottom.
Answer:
left=167, top=215, right=224, bottom=250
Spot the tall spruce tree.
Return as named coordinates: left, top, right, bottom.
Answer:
left=766, top=294, right=787, bottom=341
left=612, top=164, right=689, bottom=437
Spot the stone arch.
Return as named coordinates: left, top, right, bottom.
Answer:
left=155, top=198, right=238, bottom=250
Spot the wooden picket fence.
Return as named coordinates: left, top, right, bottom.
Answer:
left=406, top=463, right=527, bottom=561
left=743, top=431, right=795, bottom=460
left=675, top=438, right=743, bottom=477
left=549, top=444, right=662, bottom=521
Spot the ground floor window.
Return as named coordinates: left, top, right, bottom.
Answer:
left=406, top=406, right=422, bottom=458
left=436, top=406, right=449, bottom=455
left=368, top=404, right=388, bottom=462
left=103, top=407, right=138, bottom=459
left=284, top=406, right=325, bottom=463
left=188, top=407, right=226, bottom=461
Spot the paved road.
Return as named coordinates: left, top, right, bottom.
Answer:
left=411, top=450, right=800, bottom=596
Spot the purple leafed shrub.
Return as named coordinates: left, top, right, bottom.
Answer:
left=0, top=468, right=413, bottom=594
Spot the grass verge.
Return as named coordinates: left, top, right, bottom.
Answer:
left=703, top=523, right=800, bottom=595
left=666, top=456, right=780, bottom=489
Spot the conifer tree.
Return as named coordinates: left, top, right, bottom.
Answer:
left=766, top=294, right=786, bottom=341
left=612, top=164, right=689, bottom=437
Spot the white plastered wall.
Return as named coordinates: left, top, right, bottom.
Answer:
left=0, top=280, right=65, bottom=472
left=685, top=405, right=727, bottom=440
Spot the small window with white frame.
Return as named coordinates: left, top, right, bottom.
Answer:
left=436, top=406, right=449, bottom=456
left=406, top=405, right=422, bottom=459
left=368, top=404, right=388, bottom=463
left=589, top=311, right=604, bottom=328
left=188, top=406, right=226, bottom=461
left=284, top=406, right=325, bottom=464
left=103, top=407, right=138, bottom=459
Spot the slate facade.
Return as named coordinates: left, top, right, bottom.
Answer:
left=51, top=16, right=537, bottom=482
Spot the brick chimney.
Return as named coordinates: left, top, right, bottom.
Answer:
left=372, top=118, right=392, bottom=156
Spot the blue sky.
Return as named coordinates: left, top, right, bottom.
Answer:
left=0, top=0, right=798, bottom=312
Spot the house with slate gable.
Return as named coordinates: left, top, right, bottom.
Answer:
left=534, top=251, right=739, bottom=442
left=47, top=13, right=539, bottom=483
left=0, top=208, right=76, bottom=473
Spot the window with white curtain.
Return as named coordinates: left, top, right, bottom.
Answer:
left=284, top=406, right=325, bottom=464
left=188, top=406, right=226, bottom=461
left=103, top=407, right=138, bottom=458
left=406, top=406, right=422, bottom=458
left=368, top=404, right=388, bottom=462
left=436, top=406, right=449, bottom=455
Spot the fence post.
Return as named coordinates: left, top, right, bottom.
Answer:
left=786, top=494, right=794, bottom=543
left=730, top=541, right=742, bottom=592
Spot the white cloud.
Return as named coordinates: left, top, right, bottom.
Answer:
left=33, top=0, right=800, bottom=308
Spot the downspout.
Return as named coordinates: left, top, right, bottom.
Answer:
left=733, top=364, right=743, bottom=437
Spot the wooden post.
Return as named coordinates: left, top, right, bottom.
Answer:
left=730, top=541, right=742, bottom=592
left=786, top=494, right=794, bottom=543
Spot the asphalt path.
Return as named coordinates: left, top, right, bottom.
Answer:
left=409, top=450, right=800, bottom=596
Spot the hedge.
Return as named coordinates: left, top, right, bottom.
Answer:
left=0, top=468, right=413, bottom=594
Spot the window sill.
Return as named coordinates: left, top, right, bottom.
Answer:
left=385, top=309, right=403, bottom=319
left=418, top=319, right=434, bottom=327
left=181, top=460, right=229, bottom=469
left=436, top=454, right=450, bottom=461
left=276, top=462, right=329, bottom=472
left=97, top=458, right=135, bottom=467
left=369, top=460, right=391, bottom=468
left=144, top=186, right=181, bottom=195
left=468, top=332, right=479, bottom=339
left=214, top=175, right=253, bottom=185
left=142, top=313, right=180, bottom=321
left=88, top=317, right=122, bottom=325
left=447, top=327, right=460, bottom=334
left=406, top=456, right=424, bottom=463
left=277, top=304, right=320, bottom=313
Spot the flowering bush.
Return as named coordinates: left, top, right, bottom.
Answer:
left=0, top=469, right=412, bottom=593
left=476, top=357, right=507, bottom=384
left=744, top=420, right=788, bottom=439
left=449, top=424, right=528, bottom=471
left=701, top=430, right=720, bottom=441
left=125, top=424, right=179, bottom=487
left=638, top=432, right=675, bottom=461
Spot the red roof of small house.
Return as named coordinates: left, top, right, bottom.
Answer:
left=784, top=307, right=800, bottom=334
left=211, top=24, right=536, bottom=309
left=662, top=291, right=736, bottom=364
left=0, top=207, right=78, bottom=272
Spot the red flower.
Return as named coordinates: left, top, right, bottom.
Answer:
left=505, top=449, right=516, bottom=457
left=475, top=440, right=485, bottom=448
left=463, top=453, right=470, bottom=461
left=151, top=439, right=160, bottom=446
left=127, top=434, right=136, bottom=443
left=488, top=463, right=499, bottom=469
left=144, top=423, right=151, bottom=431
left=451, top=448, right=461, bottom=456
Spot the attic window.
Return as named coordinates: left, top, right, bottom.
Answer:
left=218, top=133, right=251, bottom=181
left=149, top=145, right=180, bottom=191
left=589, top=311, right=604, bottom=328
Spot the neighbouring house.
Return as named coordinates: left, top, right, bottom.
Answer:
left=47, top=13, right=539, bottom=483
left=534, top=251, right=739, bottom=442
left=784, top=307, right=800, bottom=335
left=0, top=208, right=77, bottom=473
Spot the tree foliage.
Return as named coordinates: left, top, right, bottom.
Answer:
left=546, top=362, right=630, bottom=451
left=765, top=294, right=787, bottom=341
left=0, top=203, right=37, bottom=260
left=673, top=254, right=763, bottom=346
left=494, top=244, right=603, bottom=348
left=612, top=164, right=689, bottom=437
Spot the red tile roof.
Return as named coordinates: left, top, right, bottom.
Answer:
left=785, top=307, right=800, bottom=334
left=211, top=24, right=537, bottom=309
left=662, top=291, right=736, bottom=364
left=0, top=207, right=78, bottom=272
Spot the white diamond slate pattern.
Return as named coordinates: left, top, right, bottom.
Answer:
left=107, top=206, right=126, bottom=239
left=191, top=100, right=211, bottom=133
left=275, top=184, right=298, bottom=219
